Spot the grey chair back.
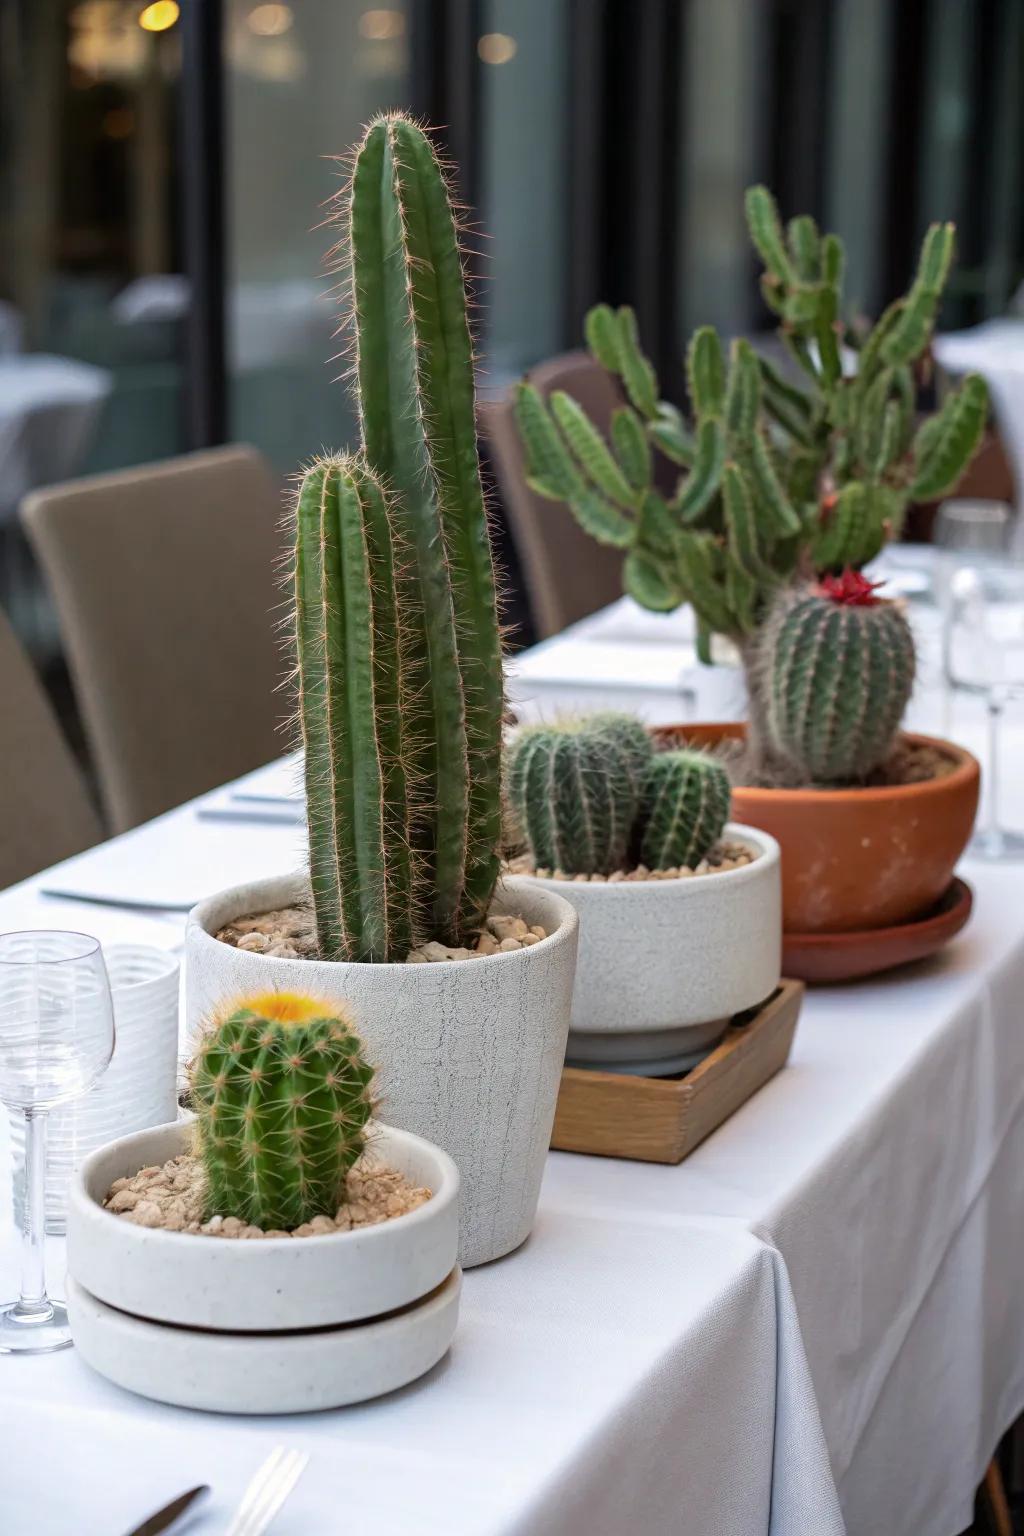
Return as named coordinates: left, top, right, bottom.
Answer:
left=22, top=445, right=287, bottom=832
left=482, top=351, right=626, bottom=638
left=0, top=603, right=100, bottom=886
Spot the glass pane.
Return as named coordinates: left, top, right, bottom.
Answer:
left=678, top=0, right=765, bottom=341
left=225, top=1, right=410, bottom=473
left=478, top=0, right=569, bottom=387
left=825, top=0, right=892, bottom=317
left=0, top=0, right=185, bottom=637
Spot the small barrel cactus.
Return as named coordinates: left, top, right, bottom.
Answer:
left=505, top=713, right=654, bottom=876
left=754, top=569, right=916, bottom=783
left=189, top=994, right=375, bottom=1231
left=641, top=751, right=731, bottom=870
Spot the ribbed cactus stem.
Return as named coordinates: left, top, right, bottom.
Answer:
left=506, top=714, right=653, bottom=876
left=294, top=455, right=415, bottom=963
left=189, top=994, right=375, bottom=1231
left=754, top=571, right=916, bottom=783
left=350, top=113, right=503, bottom=943
left=641, top=751, right=731, bottom=870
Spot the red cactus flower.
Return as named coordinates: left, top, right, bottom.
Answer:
left=817, top=568, right=883, bottom=606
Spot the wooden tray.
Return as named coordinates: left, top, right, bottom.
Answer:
left=550, top=979, right=803, bottom=1165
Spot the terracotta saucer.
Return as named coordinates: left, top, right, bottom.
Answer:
left=782, top=878, right=973, bottom=985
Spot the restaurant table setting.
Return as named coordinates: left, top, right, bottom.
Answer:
left=1, top=565, right=1024, bottom=1535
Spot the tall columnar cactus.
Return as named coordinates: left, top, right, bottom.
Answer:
left=752, top=569, right=916, bottom=783
left=505, top=714, right=654, bottom=876
left=294, top=113, right=504, bottom=962
left=640, top=751, right=731, bottom=870
left=189, top=994, right=375, bottom=1231
left=514, top=187, right=988, bottom=658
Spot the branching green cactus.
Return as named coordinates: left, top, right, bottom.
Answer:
left=640, top=751, right=731, bottom=870
left=752, top=569, right=916, bottom=783
left=514, top=186, right=988, bottom=658
left=293, top=113, right=504, bottom=962
left=505, top=714, right=653, bottom=876
left=189, top=994, right=375, bottom=1231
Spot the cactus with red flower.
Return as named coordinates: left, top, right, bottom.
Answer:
left=750, top=569, right=916, bottom=783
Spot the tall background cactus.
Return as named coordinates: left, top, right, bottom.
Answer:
left=189, top=994, right=375, bottom=1230
left=515, top=187, right=988, bottom=661
left=751, top=569, right=916, bottom=783
left=506, top=713, right=731, bottom=874
left=294, top=113, right=504, bottom=962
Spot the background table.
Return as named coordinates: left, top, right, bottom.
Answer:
left=3, top=571, right=1024, bottom=1535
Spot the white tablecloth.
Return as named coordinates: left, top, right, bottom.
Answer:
left=0, top=1190, right=840, bottom=1535
left=2, top=579, right=1024, bottom=1534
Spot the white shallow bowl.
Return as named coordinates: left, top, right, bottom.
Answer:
left=527, top=824, right=782, bottom=1068
left=66, top=1267, right=461, bottom=1415
left=67, top=1120, right=460, bottom=1332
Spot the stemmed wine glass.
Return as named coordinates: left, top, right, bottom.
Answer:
left=0, top=932, right=114, bottom=1353
left=943, top=564, right=1024, bottom=861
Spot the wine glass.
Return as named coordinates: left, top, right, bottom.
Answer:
left=943, top=565, right=1024, bottom=860
left=0, top=932, right=114, bottom=1353
left=932, top=500, right=1011, bottom=613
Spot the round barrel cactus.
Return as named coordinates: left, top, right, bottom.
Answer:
left=641, top=751, right=731, bottom=869
left=505, top=713, right=653, bottom=876
left=189, top=994, right=375, bottom=1231
left=755, top=570, right=915, bottom=783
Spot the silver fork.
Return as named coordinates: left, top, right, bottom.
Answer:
left=224, top=1447, right=308, bottom=1536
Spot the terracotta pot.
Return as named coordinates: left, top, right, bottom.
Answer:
left=654, top=724, right=980, bottom=934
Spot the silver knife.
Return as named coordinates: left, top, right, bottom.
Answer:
left=124, top=1485, right=210, bottom=1536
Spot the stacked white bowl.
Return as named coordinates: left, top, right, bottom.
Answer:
left=10, top=944, right=180, bottom=1233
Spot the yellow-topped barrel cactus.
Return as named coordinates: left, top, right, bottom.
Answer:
left=189, top=994, right=375, bottom=1231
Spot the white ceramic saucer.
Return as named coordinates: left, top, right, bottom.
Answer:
left=67, top=1267, right=461, bottom=1414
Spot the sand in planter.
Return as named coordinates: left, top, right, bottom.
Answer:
left=104, top=1153, right=431, bottom=1238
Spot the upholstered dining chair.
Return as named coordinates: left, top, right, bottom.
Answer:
left=481, top=351, right=627, bottom=639
left=0, top=603, right=101, bottom=886
left=21, top=445, right=287, bottom=832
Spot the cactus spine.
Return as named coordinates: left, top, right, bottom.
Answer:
left=514, top=186, right=988, bottom=658
left=641, top=752, right=731, bottom=870
left=294, top=113, right=504, bottom=962
left=506, top=715, right=653, bottom=876
left=753, top=570, right=916, bottom=783
left=189, top=994, right=375, bottom=1231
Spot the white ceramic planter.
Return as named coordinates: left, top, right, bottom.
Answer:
left=67, top=1120, right=459, bottom=1332
left=185, top=875, right=579, bottom=1268
left=528, top=824, right=782, bottom=1072
left=67, top=1268, right=461, bottom=1415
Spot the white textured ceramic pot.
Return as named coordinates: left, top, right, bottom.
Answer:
left=186, top=874, right=579, bottom=1268
left=528, top=824, right=782, bottom=1072
left=67, top=1120, right=459, bottom=1331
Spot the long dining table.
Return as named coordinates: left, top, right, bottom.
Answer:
left=2, top=565, right=1024, bottom=1536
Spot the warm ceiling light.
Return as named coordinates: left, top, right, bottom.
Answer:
left=247, top=3, right=293, bottom=36
left=477, top=32, right=517, bottom=65
left=138, top=1, right=179, bottom=31
left=359, top=9, right=405, bottom=41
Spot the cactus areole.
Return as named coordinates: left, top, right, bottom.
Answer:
left=294, top=114, right=504, bottom=963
